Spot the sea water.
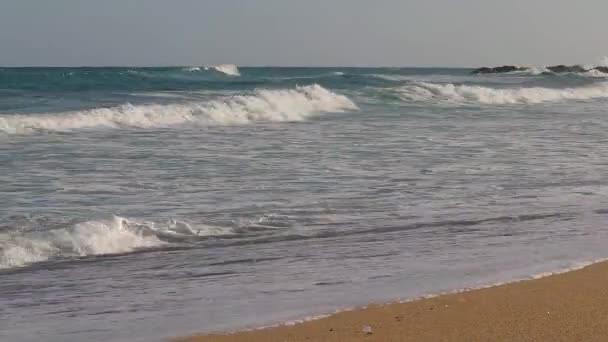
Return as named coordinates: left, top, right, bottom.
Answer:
left=2, top=65, right=608, bottom=341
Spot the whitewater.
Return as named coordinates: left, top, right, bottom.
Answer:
left=3, top=66, right=608, bottom=342
left=0, top=84, right=356, bottom=134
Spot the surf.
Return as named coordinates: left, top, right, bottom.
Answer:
left=394, top=81, right=608, bottom=105
left=0, top=84, right=357, bottom=134
left=0, top=216, right=235, bottom=270
left=182, top=64, right=240, bottom=76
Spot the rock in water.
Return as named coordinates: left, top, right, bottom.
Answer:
left=473, top=64, right=596, bottom=74
left=592, top=66, right=608, bottom=74
left=545, top=65, right=587, bottom=73
left=472, top=65, right=529, bottom=74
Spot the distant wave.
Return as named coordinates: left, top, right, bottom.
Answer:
left=182, top=64, right=240, bottom=76
left=583, top=56, right=608, bottom=70
left=503, top=67, right=548, bottom=76
left=396, top=81, right=608, bottom=104
left=183, top=66, right=202, bottom=72
left=509, top=67, right=608, bottom=78
left=0, top=216, right=233, bottom=270
left=582, top=69, right=608, bottom=78
left=205, top=64, right=241, bottom=76
left=0, top=85, right=357, bottom=134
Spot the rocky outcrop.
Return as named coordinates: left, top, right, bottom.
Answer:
left=472, top=65, right=529, bottom=74
left=473, top=64, right=608, bottom=74
left=591, top=66, right=608, bottom=73
left=545, top=65, right=587, bottom=73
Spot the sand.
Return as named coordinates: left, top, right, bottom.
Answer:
left=176, top=261, right=608, bottom=342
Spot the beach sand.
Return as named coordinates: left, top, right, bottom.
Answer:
left=176, top=261, right=608, bottom=342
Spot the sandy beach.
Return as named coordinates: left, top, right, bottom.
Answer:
left=176, top=260, right=608, bottom=342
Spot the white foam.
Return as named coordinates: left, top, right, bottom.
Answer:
left=582, top=69, right=608, bottom=78
left=0, top=216, right=163, bottom=270
left=0, top=236, right=56, bottom=269
left=54, top=216, right=162, bottom=256
left=155, top=219, right=234, bottom=238
left=205, top=64, right=241, bottom=76
left=282, top=314, right=332, bottom=327
left=509, top=66, right=549, bottom=76
left=0, top=216, right=237, bottom=270
left=396, top=81, right=608, bottom=104
left=0, top=85, right=357, bottom=134
left=183, top=67, right=202, bottom=72
left=583, top=56, right=608, bottom=71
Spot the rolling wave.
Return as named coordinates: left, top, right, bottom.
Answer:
left=205, top=64, right=241, bottom=76
left=0, top=216, right=233, bottom=270
left=183, top=67, right=202, bottom=72
left=182, top=64, right=240, bottom=76
left=506, top=67, right=608, bottom=78
left=0, top=84, right=357, bottom=134
left=395, top=81, right=608, bottom=105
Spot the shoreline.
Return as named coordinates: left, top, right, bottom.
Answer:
left=176, top=259, right=608, bottom=341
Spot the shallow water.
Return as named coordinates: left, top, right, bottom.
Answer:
left=2, top=66, right=608, bottom=341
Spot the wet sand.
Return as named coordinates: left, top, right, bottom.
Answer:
left=176, top=261, right=608, bottom=342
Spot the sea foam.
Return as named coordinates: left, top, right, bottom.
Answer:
left=396, top=81, right=608, bottom=104
left=0, top=85, right=357, bottom=134
left=0, top=216, right=161, bottom=270
left=0, top=216, right=232, bottom=270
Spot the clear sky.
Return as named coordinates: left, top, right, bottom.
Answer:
left=1, top=0, right=606, bottom=67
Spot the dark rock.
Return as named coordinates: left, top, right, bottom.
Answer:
left=545, top=65, right=587, bottom=73
left=592, top=66, right=608, bottom=73
left=472, top=67, right=492, bottom=74
left=472, top=65, right=529, bottom=74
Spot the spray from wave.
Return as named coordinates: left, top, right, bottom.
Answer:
left=0, top=85, right=357, bottom=134
left=205, top=64, right=241, bottom=76
left=396, top=81, right=608, bottom=105
left=182, top=64, right=240, bottom=76
left=0, top=216, right=233, bottom=270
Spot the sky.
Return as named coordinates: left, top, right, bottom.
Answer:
left=0, top=0, right=606, bottom=67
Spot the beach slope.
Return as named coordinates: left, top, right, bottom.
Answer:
left=176, top=261, right=608, bottom=342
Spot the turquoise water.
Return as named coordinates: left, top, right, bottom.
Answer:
left=3, top=66, right=608, bottom=341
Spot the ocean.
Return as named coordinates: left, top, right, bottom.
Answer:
left=2, top=65, right=608, bottom=341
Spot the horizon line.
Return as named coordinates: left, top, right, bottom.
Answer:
left=0, top=64, right=475, bottom=69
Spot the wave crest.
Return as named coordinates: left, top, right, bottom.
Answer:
left=396, top=81, right=608, bottom=105
left=205, top=64, right=241, bottom=76
left=0, top=85, right=357, bottom=134
left=183, top=64, right=239, bottom=76
left=183, top=67, right=201, bottom=72
left=0, top=216, right=233, bottom=270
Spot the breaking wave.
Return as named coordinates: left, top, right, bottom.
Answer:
left=396, top=81, right=608, bottom=105
left=182, top=64, right=240, bottom=76
left=583, top=56, right=608, bottom=71
left=183, top=66, right=202, bottom=72
left=205, top=64, right=241, bottom=76
left=0, top=85, right=357, bottom=134
left=0, top=216, right=233, bottom=270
